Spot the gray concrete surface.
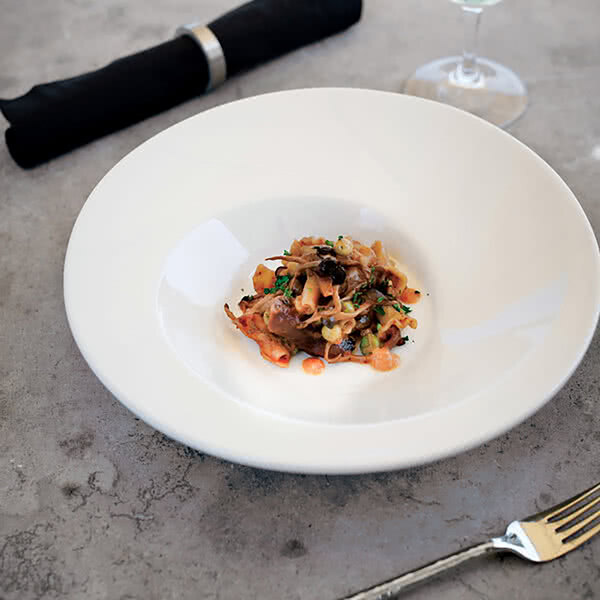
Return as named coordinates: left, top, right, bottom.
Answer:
left=1, top=0, right=599, bottom=598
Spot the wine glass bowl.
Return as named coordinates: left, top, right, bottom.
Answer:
left=403, top=1, right=527, bottom=128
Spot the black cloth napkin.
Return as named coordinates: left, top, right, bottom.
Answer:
left=0, top=0, right=362, bottom=168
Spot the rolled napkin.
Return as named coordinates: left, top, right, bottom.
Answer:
left=0, top=0, right=362, bottom=168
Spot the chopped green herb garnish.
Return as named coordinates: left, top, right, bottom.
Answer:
left=284, top=287, right=293, bottom=298
left=338, top=235, right=343, bottom=240
left=376, top=323, right=382, bottom=332
left=377, top=297, right=384, bottom=303
left=283, top=249, right=290, bottom=256
left=264, top=275, right=291, bottom=296
left=402, top=335, right=409, bottom=343
left=352, top=291, right=364, bottom=305
left=393, top=302, right=412, bottom=314
left=374, top=305, right=385, bottom=316
left=325, top=240, right=334, bottom=247
left=241, top=294, right=254, bottom=302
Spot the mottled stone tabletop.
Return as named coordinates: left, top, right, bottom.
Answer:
left=1, top=1, right=599, bottom=599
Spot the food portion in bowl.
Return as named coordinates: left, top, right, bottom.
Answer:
left=224, top=236, right=421, bottom=372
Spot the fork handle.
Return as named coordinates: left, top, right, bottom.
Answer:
left=340, top=541, right=497, bottom=599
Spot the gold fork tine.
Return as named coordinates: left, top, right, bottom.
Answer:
left=559, top=508, right=600, bottom=539
left=553, top=496, right=600, bottom=531
left=543, top=481, right=600, bottom=522
left=562, top=519, right=600, bottom=551
left=558, top=504, right=600, bottom=537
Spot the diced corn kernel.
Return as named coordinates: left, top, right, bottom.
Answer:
left=321, top=324, right=342, bottom=343
left=342, top=301, right=355, bottom=313
left=334, top=237, right=353, bottom=256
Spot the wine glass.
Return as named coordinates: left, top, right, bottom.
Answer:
left=403, top=0, right=527, bottom=128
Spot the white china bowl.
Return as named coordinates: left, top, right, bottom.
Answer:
left=64, top=88, right=600, bottom=474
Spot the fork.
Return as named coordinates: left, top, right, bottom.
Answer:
left=340, top=481, right=600, bottom=600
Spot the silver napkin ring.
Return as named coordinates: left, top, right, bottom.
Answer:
left=176, top=24, right=227, bottom=92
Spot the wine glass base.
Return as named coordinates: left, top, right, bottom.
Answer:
left=403, top=56, right=528, bottom=128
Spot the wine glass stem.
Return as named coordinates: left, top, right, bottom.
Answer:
left=457, top=6, right=483, bottom=85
